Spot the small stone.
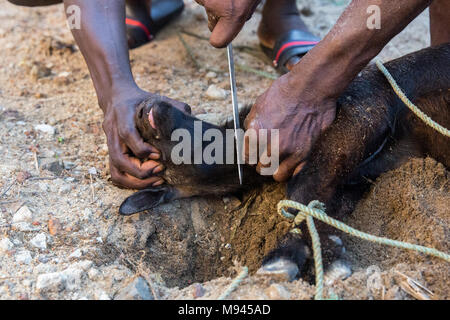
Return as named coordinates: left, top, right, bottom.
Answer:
left=16, top=171, right=31, bottom=183
left=13, top=222, right=39, bottom=232
left=324, top=260, right=352, bottom=285
left=83, top=208, right=92, bottom=220
left=115, top=277, right=153, bottom=300
left=205, top=84, right=228, bottom=100
left=34, top=124, right=55, bottom=135
left=205, top=71, right=217, bottom=79
left=38, top=182, right=49, bottom=192
left=63, top=161, right=76, bottom=170
left=48, top=218, right=62, bottom=236
left=256, top=258, right=299, bottom=282
left=42, top=161, right=64, bottom=176
left=88, top=167, right=97, bottom=175
left=57, top=71, right=70, bottom=78
left=192, top=283, right=206, bottom=299
left=96, top=290, right=111, bottom=300
left=73, top=260, right=93, bottom=271
left=16, top=250, right=32, bottom=265
left=13, top=205, right=33, bottom=223
left=0, top=238, right=14, bottom=251
left=36, top=272, right=65, bottom=292
left=59, top=184, right=72, bottom=194
left=30, top=233, right=47, bottom=250
left=264, top=284, right=291, bottom=300
left=69, top=249, right=82, bottom=259
left=88, top=268, right=101, bottom=281
left=61, top=267, right=85, bottom=291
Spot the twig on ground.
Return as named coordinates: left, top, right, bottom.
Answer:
left=89, top=173, right=95, bottom=203
left=396, top=271, right=435, bottom=300
left=33, top=150, right=40, bottom=175
left=28, top=176, right=57, bottom=181
left=176, top=32, right=201, bottom=70
left=0, top=179, right=16, bottom=199
left=179, top=29, right=209, bottom=41
left=177, top=30, right=276, bottom=79
left=235, top=64, right=277, bottom=80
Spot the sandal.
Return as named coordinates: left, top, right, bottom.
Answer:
left=126, top=0, right=185, bottom=49
left=261, top=30, right=320, bottom=74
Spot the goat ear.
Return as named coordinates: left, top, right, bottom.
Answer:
left=119, top=186, right=174, bottom=216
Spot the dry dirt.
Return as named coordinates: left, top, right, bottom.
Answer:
left=0, top=0, right=448, bottom=300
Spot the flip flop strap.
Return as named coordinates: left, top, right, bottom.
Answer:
left=272, top=30, right=320, bottom=67
left=126, top=18, right=154, bottom=41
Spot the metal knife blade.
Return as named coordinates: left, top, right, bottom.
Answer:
left=226, top=43, right=243, bottom=185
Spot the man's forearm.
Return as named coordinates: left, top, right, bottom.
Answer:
left=64, top=0, right=139, bottom=111
left=289, top=0, right=432, bottom=100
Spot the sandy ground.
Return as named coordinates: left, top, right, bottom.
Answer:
left=0, top=0, right=448, bottom=300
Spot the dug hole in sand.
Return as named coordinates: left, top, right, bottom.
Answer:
left=0, top=0, right=448, bottom=300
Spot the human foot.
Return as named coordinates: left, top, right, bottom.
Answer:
left=258, top=0, right=319, bottom=73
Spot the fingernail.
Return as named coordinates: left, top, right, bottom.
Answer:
left=149, top=152, right=160, bottom=160
left=152, top=165, right=165, bottom=174
left=152, top=180, right=164, bottom=186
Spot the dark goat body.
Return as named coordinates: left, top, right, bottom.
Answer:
left=120, top=44, right=450, bottom=276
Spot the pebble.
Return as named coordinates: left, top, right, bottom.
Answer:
left=59, top=184, right=72, bottom=195
left=63, top=161, right=76, bottom=170
left=34, top=124, right=55, bottom=135
left=73, top=260, right=93, bottom=271
left=13, top=222, right=39, bottom=232
left=115, top=277, right=153, bottom=300
left=366, top=265, right=383, bottom=294
left=83, top=208, right=92, bottom=220
left=69, top=249, right=82, bottom=259
left=264, top=284, right=291, bottom=300
left=16, top=250, right=32, bottom=265
left=205, top=84, right=228, bottom=100
left=324, top=260, right=352, bottom=285
left=13, top=205, right=33, bottom=223
left=48, top=218, right=62, bottom=236
left=36, top=272, right=65, bottom=292
left=87, top=268, right=101, bottom=281
left=256, top=258, right=299, bottom=282
left=38, top=182, right=49, bottom=192
left=61, top=267, right=85, bottom=291
left=196, top=112, right=223, bottom=125
left=192, top=283, right=206, bottom=299
left=95, top=290, right=111, bottom=300
left=0, top=238, right=14, bottom=251
left=205, top=71, right=217, bottom=79
left=30, top=233, right=47, bottom=250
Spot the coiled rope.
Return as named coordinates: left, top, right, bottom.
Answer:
left=277, top=200, right=450, bottom=300
left=376, top=60, right=450, bottom=137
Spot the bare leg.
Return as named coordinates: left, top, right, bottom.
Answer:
left=6, top=0, right=61, bottom=6
left=430, top=0, right=450, bottom=46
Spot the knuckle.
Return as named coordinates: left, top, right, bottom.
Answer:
left=118, top=128, right=131, bottom=140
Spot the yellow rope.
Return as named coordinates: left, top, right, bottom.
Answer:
left=376, top=60, right=450, bottom=137
left=218, top=266, right=249, bottom=300
left=278, top=200, right=450, bottom=300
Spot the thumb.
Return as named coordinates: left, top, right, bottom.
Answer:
left=209, top=16, right=246, bottom=48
